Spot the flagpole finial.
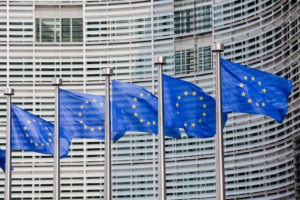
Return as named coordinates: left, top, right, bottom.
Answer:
left=3, top=88, right=14, bottom=95
left=212, top=43, right=224, bottom=52
left=155, top=56, right=166, bottom=65
left=52, top=78, right=62, bottom=86
left=101, top=68, right=113, bottom=76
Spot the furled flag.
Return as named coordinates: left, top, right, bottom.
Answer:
left=0, top=149, right=6, bottom=172
left=221, top=58, right=292, bottom=123
left=112, top=80, right=181, bottom=140
left=60, top=89, right=106, bottom=140
left=11, top=104, right=72, bottom=158
left=163, top=74, right=228, bottom=138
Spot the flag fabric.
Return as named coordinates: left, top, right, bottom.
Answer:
left=112, top=80, right=181, bottom=140
left=60, top=89, right=106, bottom=140
left=0, top=149, right=6, bottom=172
left=163, top=74, right=228, bottom=138
left=221, top=58, right=292, bottom=123
left=11, top=104, right=72, bottom=158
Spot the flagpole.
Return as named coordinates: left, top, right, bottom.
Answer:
left=155, top=56, right=166, bottom=200
left=52, top=78, right=62, bottom=200
left=4, top=88, right=14, bottom=200
left=212, top=43, right=225, bottom=200
left=102, top=68, right=113, bottom=200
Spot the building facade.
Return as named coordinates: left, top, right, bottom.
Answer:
left=0, top=0, right=299, bottom=199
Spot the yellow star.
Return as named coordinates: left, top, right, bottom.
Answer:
left=147, top=93, right=150, bottom=96
left=203, top=104, right=206, bottom=108
left=98, top=127, right=102, bottom=130
left=191, top=123, right=195, bottom=127
left=33, top=120, right=36, bottom=122
left=176, top=111, right=179, bottom=115
left=45, top=127, right=48, bottom=130
left=140, top=93, right=144, bottom=97
left=256, top=103, right=259, bottom=106
left=85, top=100, right=89, bottom=104
left=140, top=119, right=144, bottom=123
left=30, top=140, right=33, bottom=143
left=262, top=89, right=266, bottom=93
left=152, top=121, right=156, bottom=125
left=248, top=98, right=252, bottom=103
left=242, top=92, right=246, bottom=96
left=84, top=125, right=87, bottom=129
left=200, top=96, right=203, bottom=100
left=27, top=120, right=30, bottom=124
left=91, top=128, right=94, bottom=132
left=48, top=139, right=52, bottom=142
left=25, top=134, right=29, bottom=137
left=134, top=113, right=138, bottom=117
left=24, top=126, right=27, bottom=130
left=176, top=103, right=179, bottom=107
left=133, top=97, right=137, bottom=101
left=93, top=99, right=96, bottom=103
left=132, top=105, right=136, bottom=109
left=46, top=143, right=49, bottom=146
left=198, top=119, right=202, bottom=123
left=35, top=143, right=38, bottom=147
left=78, top=113, right=82, bottom=117
left=39, top=122, right=42, bottom=125
left=192, top=92, right=196, bottom=96
left=41, top=143, right=44, bottom=146
left=203, top=112, right=206, bottom=117
left=262, top=102, right=266, bottom=107
left=184, top=123, right=187, bottom=127
left=258, top=81, right=262, bottom=86
left=244, top=76, right=248, bottom=80
left=100, top=102, right=103, bottom=106
left=178, top=96, right=181, bottom=100
left=239, top=83, right=244, bottom=88
left=147, top=121, right=150, bottom=126
left=80, top=120, right=83, bottom=124
left=184, top=91, right=188, bottom=96
left=80, top=105, right=84, bottom=109
left=251, top=77, right=255, bottom=81
left=48, top=133, right=52, bottom=136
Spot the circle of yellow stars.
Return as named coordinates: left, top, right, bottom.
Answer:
left=240, top=76, right=268, bottom=107
left=23, top=119, right=53, bottom=148
left=78, top=99, right=104, bottom=132
left=132, top=92, right=156, bottom=126
left=176, top=91, right=206, bottom=128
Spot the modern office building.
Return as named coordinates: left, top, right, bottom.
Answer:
left=0, top=0, right=299, bottom=199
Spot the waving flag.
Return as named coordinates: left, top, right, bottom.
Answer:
left=221, top=58, right=292, bottom=123
left=112, top=80, right=181, bottom=140
left=11, top=104, right=72, bottom=158
left=163, top=74, right=227, bottom=138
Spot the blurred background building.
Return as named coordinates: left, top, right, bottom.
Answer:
left=0, top=0, right=299, bottom=199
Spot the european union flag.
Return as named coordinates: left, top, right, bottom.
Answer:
left=60, top=89, right=106, bottom=140
left=112, top=80, right=181, bottom=140
left=11, top=104, right=72, bottom=158
left=0, top=149, right=6, bottom=172
left=221, top=58, right=292, bottom=123
left=163, top=74, right=228, bottom=138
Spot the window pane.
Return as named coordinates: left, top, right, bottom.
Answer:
left=41, top=19, right=55, bottom=42
left=62, top=18, right=70, bottom=42
left=72, top=18, right=83, bottom=42
left=35, top=19, right=40, bottom=42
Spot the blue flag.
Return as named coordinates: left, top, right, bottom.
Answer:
left=60, top=89, right=106, bottom=140
left=112, top=80, right=181, bottom=140
left=11, top=104, right=72, bottom=158
left=0, top=149, right=6, bottom=172
left=221, top=58, right=292, bottom=123
left=163, top=74, right=227, bottom=138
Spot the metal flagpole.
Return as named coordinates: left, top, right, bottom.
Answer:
left=4, top=88, right=14, bottom=200
left=212, top=43, right=225, bottom=200
left=155, top=56, right=166, bottom=200
left=102, top=68, right=113, bottom=200
left=52, top=78, right=62, bottom=200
